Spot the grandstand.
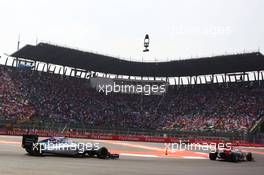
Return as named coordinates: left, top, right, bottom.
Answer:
left=1, top=43, right=264, bottom=144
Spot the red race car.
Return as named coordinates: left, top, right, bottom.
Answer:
left=209, top=147, right=253, bottom=162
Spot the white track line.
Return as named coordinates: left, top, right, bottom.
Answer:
left=182, top=156, right=207, bottom=159
left=0, top=140, right=20, bottom=144
left=120, top=153, right=159, bottom=158
left=96, top=140, right=165, bottom=151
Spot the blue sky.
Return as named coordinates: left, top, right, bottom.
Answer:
left=0, top=0, right=263, bottom=63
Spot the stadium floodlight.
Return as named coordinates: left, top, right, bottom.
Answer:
left=143, top=34, right=150, bottom=52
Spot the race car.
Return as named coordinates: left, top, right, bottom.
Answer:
left=209, top=147, right=253, bottom=162
left=22, top=135, right=119, bottom=159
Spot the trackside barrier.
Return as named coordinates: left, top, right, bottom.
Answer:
left=0, top=130, right=263, bottom=147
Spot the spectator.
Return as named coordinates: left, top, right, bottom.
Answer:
left=0, top=65, right=263, bottom=133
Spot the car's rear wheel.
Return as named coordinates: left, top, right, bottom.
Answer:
left=209, top=152, right=217, bottom=160
left=25, top=147, right=32, bottom=154
left=28, top=144, right=43, bottom=156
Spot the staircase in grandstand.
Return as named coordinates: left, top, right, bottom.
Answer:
left=250, top=116, right=264, bottom=133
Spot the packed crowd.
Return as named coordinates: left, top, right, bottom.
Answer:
left=159, top=85, right=264, bottom=132
left=1, top=65, right=264, bottom=132
left=0, top=66, right=35, bottom=122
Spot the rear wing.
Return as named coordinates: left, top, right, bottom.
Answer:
left=22, top=135, right=38, bottom=149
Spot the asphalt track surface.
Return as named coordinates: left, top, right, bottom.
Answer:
left=0, top=136, right=264, bottom=175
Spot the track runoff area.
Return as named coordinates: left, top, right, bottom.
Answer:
left=0, top=136, right=264, bottom=175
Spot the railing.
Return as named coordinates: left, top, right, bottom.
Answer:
left=1, top=119, right=263, bottom=144
left=0, top=121, right=250, bottom=140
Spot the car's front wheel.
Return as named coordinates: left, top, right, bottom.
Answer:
left=246, top=153, right=253, bottom=161
left=97, top=147, right=109, bottom=159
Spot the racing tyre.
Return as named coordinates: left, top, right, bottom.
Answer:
left=27, top=143, right=43, bottom=156
left=35, top=144, right=43, bottom=156
left=209, top=152, right=217, bottom=160
left=25, top=147, right=33, bottom=154
left=246, top=153, right=253, bottom=161
left=98, top=147, right=109, bottom=159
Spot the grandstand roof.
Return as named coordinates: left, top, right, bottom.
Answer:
left=11, top=43, right=264, bottom=77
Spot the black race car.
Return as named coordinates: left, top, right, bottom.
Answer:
left=22, top=135, right=119, bottom=159
left=209, top=147, right=253, bottom=162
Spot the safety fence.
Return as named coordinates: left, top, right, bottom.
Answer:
left=0, top=129, right=263, bottom=147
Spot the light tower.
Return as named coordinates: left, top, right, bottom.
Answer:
left=143, top=34, right=150, bottom=52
